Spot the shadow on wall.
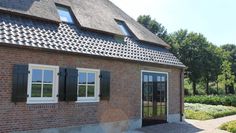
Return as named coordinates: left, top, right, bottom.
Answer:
left=0, top=0, right=39, bottom=11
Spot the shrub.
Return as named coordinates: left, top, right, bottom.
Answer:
left=185, top=110, right=213, bottom=120
left=220, top=121, right=236, bottom=133
left=185, top=103, right=236, bottom=120
left=185, top=95, right=236, bottom=107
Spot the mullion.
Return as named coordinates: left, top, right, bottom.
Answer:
left=151, top=78, right=153, bottom=117
left=41, top=70, right=45, bottom=98
left=79, top=84, right=95, bottom=86
left=32, top=82, right=42, bottom=84
left=158, top=80, right=160, bottom=116
left=147, top=75, right=150, bottom=117
left=165, top=76, right=167, bottom=116
left=86, top=72, right=88, bottom=98
left=153, top=74, right=157, bottom=117
left=78, top=72, right=81, bottom=97
left=160, top=77, right=163, bottom=115
left=43, top=83, right=53, bottom=85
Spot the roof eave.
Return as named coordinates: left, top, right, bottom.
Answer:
left=0, top=9, right=61, bottom=24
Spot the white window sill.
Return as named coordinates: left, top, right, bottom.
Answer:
left=26, top=101, right=58, bottom=104
left=76, top=98, right=99, bottom=103
left=27, top=99, right=58, bottom=104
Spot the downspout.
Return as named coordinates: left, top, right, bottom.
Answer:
left=180, top=68, right=184, bottom=122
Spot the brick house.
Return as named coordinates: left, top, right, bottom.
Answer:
left=0, top=0, right=185, bottom=132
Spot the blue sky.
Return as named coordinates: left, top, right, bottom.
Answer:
left=110, top=0, right=236, bottom=46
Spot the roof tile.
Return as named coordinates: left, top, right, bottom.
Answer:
left=0, top=13, right=184, bottom=67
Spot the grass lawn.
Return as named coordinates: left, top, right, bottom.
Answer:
left=220, top=120, right=236, bottom=133
left=185, top=103, right=236, bottom=120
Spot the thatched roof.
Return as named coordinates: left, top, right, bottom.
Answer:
left=0, top=0, right=170, bottom=48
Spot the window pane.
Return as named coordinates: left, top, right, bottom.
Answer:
left=87, top=86, right=95, bottom=97
left=88, top=73, right=95, bottom=84
left=161, top=76, right=165, bottom=82
left=144, top=75, right=148, bottom=82
left=78, top=85, right=86, bottom=97
left=44, top=70, right=53, bottom=83
left=157, top=76, right=161, bottom=82
left=43, top=84, right=52, bottom=97
left=32, top=69, right=42, bottom=83
left=118, top=24, right=130, bottom=36
left=79, top=72, right=86, bottom=84
left=149, top=75, right=153, bottom=82
left=31, top=84, right=41, bottom=97
left=57, top=6, right=73, bottom=23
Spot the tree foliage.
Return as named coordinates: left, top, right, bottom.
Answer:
left=178, top=32, right=210, bottom=94
left=220, top=44, right=236, bottom=93
left=221, top=44, right=236, bottom=77
left=137, top=15, right=168, bottom=41
left=218, top=61, right=235, bottom=94
left=168, top=29, right=188, bottom=55
left=137, top=15, right=236, bottom=95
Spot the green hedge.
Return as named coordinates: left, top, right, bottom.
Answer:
left=185, top=95, right=236, bottom=107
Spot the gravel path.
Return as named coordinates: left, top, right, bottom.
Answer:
left=128, top=115, right=236, bottom=133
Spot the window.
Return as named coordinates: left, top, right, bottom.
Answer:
left=77, top=68, right=100, bottom=102
left=27, top=64, right=59, bottom=104
left=56, top=5, right=74, bottom=24
left=116, top=20, right=131, bottom=36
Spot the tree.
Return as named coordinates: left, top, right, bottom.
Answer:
left=137, top=14, right=235, bottom=95
left=221, top=44, right=236, bottom=76
left=221, top=44, right=236, bottom=94
left=137, top=15, right=168, bottom=41
left=178, top=32, right=209, bottom=95
left=168, top=30, right=212, bottom=95
left=218, top=61, right=235, bottom=94
left=168, top=29, right=188, bottom=57
left=201, top=44, right=224, bottom=94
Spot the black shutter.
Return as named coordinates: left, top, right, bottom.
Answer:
left=58, top=68, right=66, bottom=101
left=100, top=70, right=110, bottom=100
left=65, top=68, right=78, bottom=101
left=12, top=64, right=28, bottom=102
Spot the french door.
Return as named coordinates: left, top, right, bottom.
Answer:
left=142, top=71, right=168, bottom=126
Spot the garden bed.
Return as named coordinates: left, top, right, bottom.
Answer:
left=220, top=120, right=236, bottom=133
left=185, top=103, right=236, bottom=120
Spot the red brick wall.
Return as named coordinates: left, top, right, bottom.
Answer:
left=0, top=45, right=182, bottom=132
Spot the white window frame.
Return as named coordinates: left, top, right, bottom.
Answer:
left=27, top=64, right=59, bottom=104
left=76, top=68, right=100, bottom=103
left=116, top=20, right=131, bottom=36
left=56, top=5, right=74, bottom=24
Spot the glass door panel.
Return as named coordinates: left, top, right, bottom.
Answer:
left=142, top=72, right=167, bottom=126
